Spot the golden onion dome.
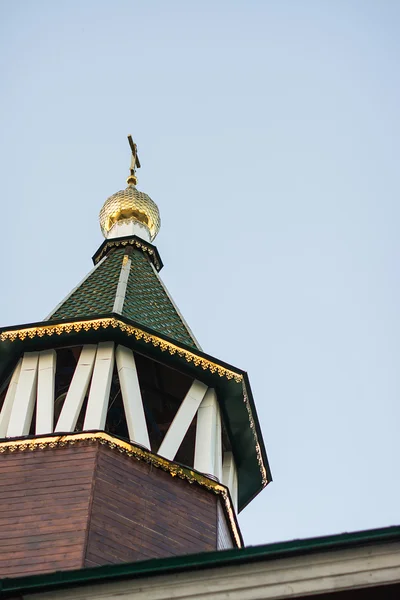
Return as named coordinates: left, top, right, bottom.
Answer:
left=99, top=136, right=161, bottom=242
left=99, top=184, right=161, bottom=241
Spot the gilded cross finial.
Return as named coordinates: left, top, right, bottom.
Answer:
left=127, top=134, right=141, bottom=185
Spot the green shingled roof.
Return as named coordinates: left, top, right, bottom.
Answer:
left=52, top=248, right=124, bottom=319
left=51, top=247, right=197, bottom=348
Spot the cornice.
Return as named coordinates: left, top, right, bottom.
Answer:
left=0, top=317, right=242, bottom=382
left=92, top=235, right=163, bottom=271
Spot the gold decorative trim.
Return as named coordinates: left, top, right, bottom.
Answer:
left=0, top=432, right=242, bottom=548
left=0, top=318, right=242, bottom=382
left=94, top=237, right=161, bottom=270
left=242, top=380, right=268, bottom=487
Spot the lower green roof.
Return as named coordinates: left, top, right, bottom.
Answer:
left=1, top=525, right=399, bottom=596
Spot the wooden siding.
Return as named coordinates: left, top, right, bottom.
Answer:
left=84, top=445, right=217, bottom=566
left=217, top=502, right=234, bottom=549
left=0, top=444, right=97, bottom=577
left=0, top=439, right=237, bottom=578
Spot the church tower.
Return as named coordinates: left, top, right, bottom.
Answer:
left=0, top=137, right=271, bottom=577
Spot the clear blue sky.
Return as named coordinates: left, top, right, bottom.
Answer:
left=1, top=1, right=399, bottom=546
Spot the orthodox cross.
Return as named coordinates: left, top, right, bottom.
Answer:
left=127, top=135, right=141, bottom=183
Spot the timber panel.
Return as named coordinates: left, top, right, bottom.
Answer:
left=84, top=445, right=218, bottom=565
left=0, top=444, right=97, bottom=577
left=0, top=438, right=237, bottom=577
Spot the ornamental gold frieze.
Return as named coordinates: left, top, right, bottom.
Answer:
left=0, top=318, right=243, bottom=383
left=242, top=380, right=268, bottom=487
left=0, top=432, right=242, bottom=548
left=93, top=237, right=162, bottom=270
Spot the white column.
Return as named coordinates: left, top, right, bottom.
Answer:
left=55, top=345, right=97, bottom=433
left=35, top=349, right=56, bottom=435
left=83, top=342, right=114, bottom=431
left=158, top=379, right=208, bottom=461
left=115, top=345, right=150, bottom=449
left=194, top=388, right=222, bottom=478
left=223, top=451, right=238, bottom=513
left=112, top=256, right=131, bottom=314
left=7, top=352, right=39, bottom=437
left=0, top=359, right=22, bottom=438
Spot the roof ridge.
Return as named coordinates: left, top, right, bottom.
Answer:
left=122, top=248, right=198, bottom=348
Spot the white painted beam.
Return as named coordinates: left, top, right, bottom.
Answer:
left=35, top=350, right=56, bottom=435
left=158, top=379, right=208, bottom=461
left=115, top=345, right=150, bottom=449
left=83, top=342, right=115, bottom=431
left=112, top=256, right=131, bottom=314
left=194, top=388, right=222, bottom=478
left=223, top=451, right=238, bottom=513
left=0, top=359, right=22, bottom=438
left=7, top=352, right=39, bottom=437
left=55, top=345, right=97, bottom=433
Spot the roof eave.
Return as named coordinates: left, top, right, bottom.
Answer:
left=2, top=525, right=400, bottom=596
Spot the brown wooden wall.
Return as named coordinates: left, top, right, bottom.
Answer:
left=0, top=440, right=236, bottom=578
left=0, top=445, right=97, bottom=577
left=85, top=445, right=218, bottom=566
